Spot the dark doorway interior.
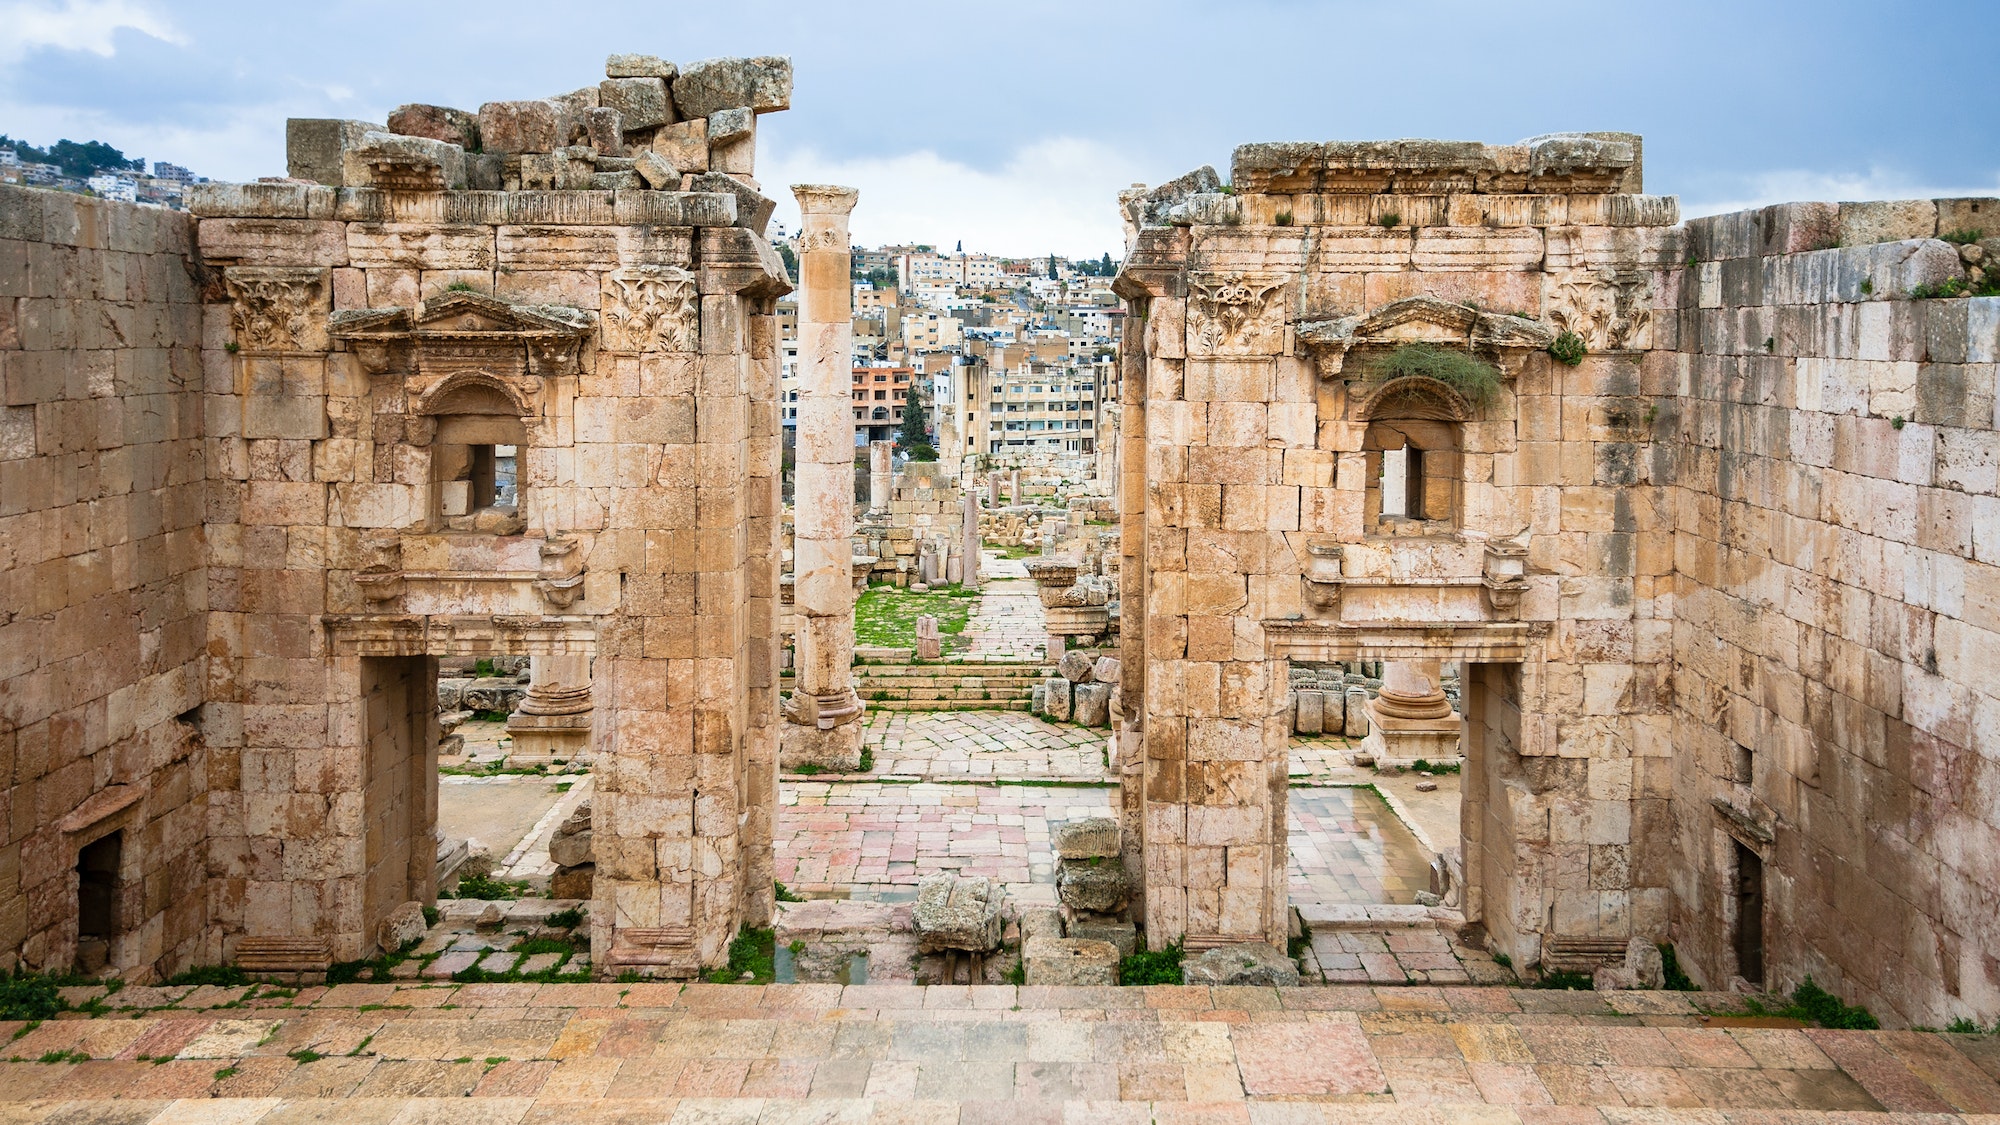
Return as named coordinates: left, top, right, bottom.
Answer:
left=1732, top=840, right=1764, bottom=986
left=75, top=831, right=121, bottom=974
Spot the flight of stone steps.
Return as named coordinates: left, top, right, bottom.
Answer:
left=783, top=659, right=1042, bottom=711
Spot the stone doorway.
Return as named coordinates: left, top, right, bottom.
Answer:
left=73, top=832, right=122, bottom=976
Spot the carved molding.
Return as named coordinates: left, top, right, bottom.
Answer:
left=1297, top=295, right=1556, bottom=381
left=1187, top=272, right=1287, bottom=356
left=1546, top=269, right=1653, bottom=352
left=535, top=536, right=587, bottom=610
left=602, top=265, right=700, bottom=352
left=224, top=267, right=329, bottom=353
left=793, top=229, right=847, bottom=253
left=1481, top=536, right=1529, bottom=618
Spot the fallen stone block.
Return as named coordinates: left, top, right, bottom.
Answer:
left=378, top=901, right=428, bottom=951
left=549, top=802, right=592, bottom=868
left=652, top=119, right=709, bottom=173
left=585, top=106, right=624, bottom=155
left=1043, top=677, right=1072, bottom=721
left=478, top=99, right=565, bottom=155
left=673, top=56, right=793, bottom=119
left=688, top=171, right=775, bottom=234
left=634, top=150, right=680, bottom=189
left=286, top=118, right=383, bottom=186
left=1295, top=689, right=1324, bottom=735
left=912, top=873, right=1003, bottom=953
left=1626, top=936, right=1664, bottom=989
left=708, top=106, right=753, bottom=144
left=1066, top=916, right=1137, bottom=959
left=1057, top=858, right=1128, bottom=915
left=1073, top=682, right=1111, bottom=727
left=1182, top=943, right=1301, bottom=987
left=1054, top=817, right=1119, bottom=860
left=606, top=53, right=677, bottom=80
left=1023, top=937, right=1118, bottom=986
left=1839, top=199, right=1937, bottom=247
left=550, top=865, right=594, bottom=900
left=1089, top=656, right=1120, bottom=684
left=600, top=77, right=672, bottom=132
left=1057, top=649, right=1094, bottom=683
left=388, top=103, right=479, bottom=149
left=1020, top=907, right=1063, bottom=943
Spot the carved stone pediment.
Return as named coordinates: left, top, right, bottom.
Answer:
left=1297, top=296, right=1556, bottom=380
left=224, top=266, right=329, bottom=353
left=1187, top=272, right=1287, bottom=356
left=329, top=292, right=594, bottom=402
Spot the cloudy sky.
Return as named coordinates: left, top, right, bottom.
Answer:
left=3, top=0, right=1996, bottom=258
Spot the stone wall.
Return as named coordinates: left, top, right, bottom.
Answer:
left=1668, top=201, right=2000, bottom=1026
left=0, top=185, right=210, bottom=978
left=1114, top=136, right=1681, bottom=959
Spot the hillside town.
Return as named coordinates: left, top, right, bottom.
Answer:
left=774, top=241, right=1123, bottom=483
left=0, top=135, right=208, bottom=208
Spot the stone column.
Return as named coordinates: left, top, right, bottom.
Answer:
left=1011, top=468, right=1022, bottom=504
left=782, top=184, right=865, bottom=770
left=1359, top=659, right=1460, bottom=768
left=868, top=439, right=893, bottom=519
left=988, top=473, right=1000, bottom=507
left=505, top=654, right=593, bottom=761
left=961, top=489, right=981, bottom=588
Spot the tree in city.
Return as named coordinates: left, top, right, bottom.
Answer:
left=898, top=383, right=936, bottom=461
left=1047, top=255, right=1058, bottom=280
left=1100, top=252, right=1114, bottom=276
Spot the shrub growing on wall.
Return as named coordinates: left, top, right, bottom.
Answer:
left=1367, top=343, right=1502, bottom=406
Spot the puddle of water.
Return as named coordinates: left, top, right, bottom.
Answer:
left=772, top=946, right=866, bottom=984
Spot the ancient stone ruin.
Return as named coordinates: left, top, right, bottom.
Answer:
left=4, top=56, right=2000, bottom=1036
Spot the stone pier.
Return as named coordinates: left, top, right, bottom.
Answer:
left=782, top=184, right=865, bottom=770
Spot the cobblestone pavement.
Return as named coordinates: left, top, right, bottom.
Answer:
left=9, top=982, right=2000, bottom=1121
left=858, top=710, right=1109, bottom=781
left=959, top=552, right=1045, bottom=662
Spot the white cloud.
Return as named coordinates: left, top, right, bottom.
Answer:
left=0, top=0, right=186, bottom=62
left=761, top=136, right=1157, bottom=259
left=1683, top=165, right=2000, bottom=218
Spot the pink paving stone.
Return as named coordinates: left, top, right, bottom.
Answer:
left=1468, top=1060, right=1556, bottom=1104
left=424, top=951, right=480, bottom=979
left=1231, top=1020, right=1387, bottom=1097
left=1873, top=1029, right=2000, bottom=1112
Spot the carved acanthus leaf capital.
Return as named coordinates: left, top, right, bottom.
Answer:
left=224, top=267, right=329, bottom=353
left=601, top=266, right=700, bottom=353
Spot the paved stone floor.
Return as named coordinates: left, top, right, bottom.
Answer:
left=1286, top=787, right=1433, bottom=906
left=959, top=552, right=1046, bottom=662
left=776, top=781, right=1115, bottom=905
left=858, top=711, right=1109, bottom=781
left=8, top=982, right=2000, bottom=1121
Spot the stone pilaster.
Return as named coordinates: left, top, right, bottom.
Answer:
left=782, top=184, right=865, bottom=770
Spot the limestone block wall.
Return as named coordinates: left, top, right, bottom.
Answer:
left=0, top=185, right=210, bottom=978
left=188, top=177, right=787, bottom=969
left=1669, top=201, right=2000, bottom=1026
left=1115, top=137, right=1682, bottom=960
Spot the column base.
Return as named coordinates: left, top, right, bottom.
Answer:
left=505, top=711, right=593, bottom=764
left=780, top=719, right=864, bottom=771
left=1359, top=698, right=1461, bottom=770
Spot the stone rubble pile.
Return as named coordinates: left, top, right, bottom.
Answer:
left=548, top=803, right=594, bottom=899
left=1022, top=817, right=1134, bottom=985
left=1033, top=651, right=1119, bottom=727
left=286, top=54, right=792, bottom=233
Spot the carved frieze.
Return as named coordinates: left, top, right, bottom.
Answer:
left=601, top=265, right=700, bottom=352
left=224, top=267, right=329, bottom=353
left=1546, top=269, right=1653, bottom=352
left=1187, top=272, right=1287, bottom=356
left=1297, top=295, right=1556, bottom=382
